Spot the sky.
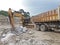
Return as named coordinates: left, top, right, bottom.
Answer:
left=0, top=0, right=60, bottom=16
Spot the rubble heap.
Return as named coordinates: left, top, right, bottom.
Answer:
left=0, top=26, right=54, bottom=45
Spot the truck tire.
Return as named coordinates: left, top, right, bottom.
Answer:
left=36, top=25, right=40, bottom=31
left=40, top=25, right=47, bottom=31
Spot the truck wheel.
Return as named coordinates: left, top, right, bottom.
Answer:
left=36, top=25, right=40, bottom=31
left=40, top=25, right=47, bottom=31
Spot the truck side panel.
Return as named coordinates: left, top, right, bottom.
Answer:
left=31, top=7, right=60, bottom=23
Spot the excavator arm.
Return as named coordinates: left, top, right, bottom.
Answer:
left=8, top=8, right=15, bottom=31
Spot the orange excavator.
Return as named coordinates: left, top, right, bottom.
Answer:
left=8, top=8, right=25, bottom=31
left=8, top=8, right=32, bottom=31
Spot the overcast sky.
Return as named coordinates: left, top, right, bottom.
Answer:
left=0, top=0, right=60, bottom=16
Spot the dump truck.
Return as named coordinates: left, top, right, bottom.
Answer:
left=31, top=6, right=60, bottom=31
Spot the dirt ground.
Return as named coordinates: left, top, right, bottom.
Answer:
left=30, top=29, right=60, bottom=45
left=0, top=26, right=60, bottom=45
left=21, top=29, right=60, bottom=45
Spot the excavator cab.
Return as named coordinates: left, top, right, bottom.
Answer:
left=23, top=17, right=30, bottom=26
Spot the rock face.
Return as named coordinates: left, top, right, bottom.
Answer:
left=0, top=15, right=9, bottom=25
left=0, top=15, right=22, bottom=26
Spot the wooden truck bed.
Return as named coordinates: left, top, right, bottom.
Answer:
left=31, top=7, right=60, bottom=22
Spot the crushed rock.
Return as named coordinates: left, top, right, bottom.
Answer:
left=0, top=26, right=60, bottom=45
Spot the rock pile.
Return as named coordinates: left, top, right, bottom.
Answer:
left=0, top=26, right=53, bottom=45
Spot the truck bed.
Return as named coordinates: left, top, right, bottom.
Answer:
left=31, top=7, right=60, bottom=23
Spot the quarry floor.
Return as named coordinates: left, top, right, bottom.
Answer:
left=0, top=25, right=60, bottom=45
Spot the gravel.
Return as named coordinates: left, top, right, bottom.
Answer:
left=0, top=26, right=60, bottom=45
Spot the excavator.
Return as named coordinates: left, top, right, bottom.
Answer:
left=8, top=8, right=34, bottom=32
left=8, top=8, right=30, bottom=31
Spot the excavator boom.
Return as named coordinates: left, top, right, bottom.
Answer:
left=8, top=8, right=15, bottom=31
